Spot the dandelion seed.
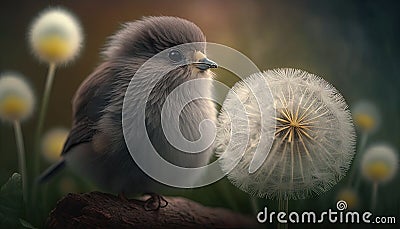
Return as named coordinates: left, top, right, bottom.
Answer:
left=0, top=72, right=35, bottom=204
left=29, top=8, right=83, bottom=65
left=42, top=128, right=69, bottom=163
left=352, top=101, right=381, bottom=134
left=360, top=143, right=397, bottom=209
left=216, top=68, right=356, bottom=200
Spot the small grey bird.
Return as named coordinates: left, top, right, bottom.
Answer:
left=38, top=16, right=217, bottom=207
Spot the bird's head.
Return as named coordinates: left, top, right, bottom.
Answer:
left=102, top=16, right=217, bottom=82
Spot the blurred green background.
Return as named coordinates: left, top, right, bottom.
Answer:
left=0, top=0, right=399, bottom=228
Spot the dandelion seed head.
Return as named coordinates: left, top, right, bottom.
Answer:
left=0, top=73, right=35, bottom=122
left=42, top=128, right=69, bottom=163
left=361, top=143, right=398, bottom=183
left=352, top=101, right=381, bottom=134
left=29, top=8, right=83, bottom=65
left=216, top=68, right=356, bottom=200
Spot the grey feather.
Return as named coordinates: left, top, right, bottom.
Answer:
left=39, top=16, right=217, bottom=195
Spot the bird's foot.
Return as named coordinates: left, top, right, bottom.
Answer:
left=117, top=192, right=168, bottom=211
left=143, top=193, right=168, bottom=211
left=118, top=192, right=146, bottom=206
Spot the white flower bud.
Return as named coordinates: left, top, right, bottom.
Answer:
left=0, top=73, right=35, bottom=122
left=361, top=143, right=398, bottom=183
left=352, top=101, right=381, bottom=134
left=29, top=8, right=83, bottom=65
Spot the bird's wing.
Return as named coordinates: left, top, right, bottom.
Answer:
left=36, top=158, right=66, bottom=183
left=61, top=62, right=114, bottom=155
left=61, top=120, right=94, bottom=155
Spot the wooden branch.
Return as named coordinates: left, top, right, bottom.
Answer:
left=45, top=191, right=259, bottom=228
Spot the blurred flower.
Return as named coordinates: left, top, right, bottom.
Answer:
left=29, top=8, right=83, bottom=65
left=352, top=101, right=381, bottom=134
left=29, top=8, right=83, bottom=189
left=361, top=143, right=398, bottom=183
left=0, top=72, right=34, bottom=203
left=42, top=128, right=69, bottom=163
left=336, top=188, right=358, bottom=209
left=216, top=68, right=356, bottom=200
left=0, top=73, right=35, bottom=122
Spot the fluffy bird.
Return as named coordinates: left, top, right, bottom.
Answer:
left=38, top=16, right=217, bottom=207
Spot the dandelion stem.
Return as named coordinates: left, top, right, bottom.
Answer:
left=371, top=182, right=378, bottom=210
left=13, top=121, right=28, bottom=204
left=32, top=62, right=57, bottom=201
left=359, top=133, right=369, bottom=155
left=284, top=199, right=288, bottom=229
left=277, top=197, right=289, bottom=229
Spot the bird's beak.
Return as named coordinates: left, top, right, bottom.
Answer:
left=193, top=51, right=218, bottom=71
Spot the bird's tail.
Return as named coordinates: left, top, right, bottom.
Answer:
left=36, top=158, right=66, bottom=183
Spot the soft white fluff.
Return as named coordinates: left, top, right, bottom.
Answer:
left=29, top=8, right=83, bottom=64
left=361, top=143, right=398, bottom=183
left=216, top=68, right=356, bottom=200
left=352, top=101, right=381, bottom=133
left=0, top=73, right=35, bottom=122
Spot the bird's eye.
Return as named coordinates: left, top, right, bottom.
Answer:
left=168, top=50, right=183, bottom=62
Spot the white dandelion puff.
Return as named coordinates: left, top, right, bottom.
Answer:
left=216, top=68, right=356, bottom=200
left=360, top=143, right=398, bottom=209
left=361, top=143, right=398, bottom=183
left=0, top=72, right=35, bottom=203
left=28, top=8, right=83, bottom=192
left=0, top=73, right=35, bottom=122
left=29, top=7, right=83, bottom=65
left=352, top=101, right=381, bottom=134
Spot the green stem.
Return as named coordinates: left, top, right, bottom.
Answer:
left=277, top=197, right=289, bottom=229
left=13, top=121, right=28, bottom=204
left=32, top=62, right=56, bottom=202
left=359, top=132, right=369, bottom=153
left=285, top=199, right=288, bottom=229
left=371, top=182, right=378, bottom=210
